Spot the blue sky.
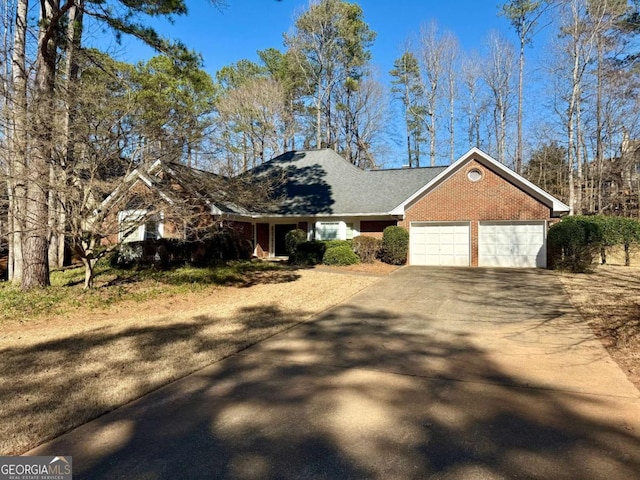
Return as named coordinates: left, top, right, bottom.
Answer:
left=101, top=0, right=551, bottom=165
left=117, top=0, right=522, bottom=84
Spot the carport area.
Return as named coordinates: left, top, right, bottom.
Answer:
left=31, top=267, right=640, bottom=479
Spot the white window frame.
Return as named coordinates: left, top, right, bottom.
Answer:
left=118, top=210, right=164, bottom=243
left=316, top=221, right=341, bottom=241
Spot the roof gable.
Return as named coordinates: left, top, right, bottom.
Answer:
left=391, top=148, right=570, bottom=217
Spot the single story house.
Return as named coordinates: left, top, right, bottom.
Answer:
left=113, top=147, right=570, bottom=268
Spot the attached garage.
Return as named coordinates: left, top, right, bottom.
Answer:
left=478, top=221, right=547, bottom=268
left=410, top=222, right=470, bottom=266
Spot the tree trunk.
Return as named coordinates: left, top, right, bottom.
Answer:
left=575, top=99, right=583, bottom=214
left=404, top=74, right=412, bottom=167
left=316, top=95, right=322, bottom=148
left=81, top=256, right=98, bottom=289
left=624, top=243, right=630, bottom=267
left=429, top=112, right=436, bottom=166
left=516, top=36, right=524, bottom=175
left=8, top=0, right=29, bottom=284
left=47, top=0, right=83, bottom=269
left=22, top=0, right=58, bottom=290
left=449, top=71, right=454, bottom=165
left=595, top=38, right=603, bottom=213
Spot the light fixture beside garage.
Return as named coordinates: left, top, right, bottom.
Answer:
left=467, top=168, right=483, bottom=182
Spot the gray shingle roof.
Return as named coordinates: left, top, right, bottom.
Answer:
left=251, top=149, right=447, bottom=216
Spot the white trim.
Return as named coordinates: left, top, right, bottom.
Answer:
left=210, top=205, right=223, bottom=215
left=99, top=160, right=164, bottom=212
left=391, top=148, right=570, bottom=217
left=117, top=209, right=165, bottom=243
left=118, top=209, right=147, bottom=243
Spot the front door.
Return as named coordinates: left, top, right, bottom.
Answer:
left=274, top=224, right=297, bottom=256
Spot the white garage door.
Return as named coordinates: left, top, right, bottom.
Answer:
left=479, top=221, right=546, bottom=268
left=410, top=222, right=470, bottom=266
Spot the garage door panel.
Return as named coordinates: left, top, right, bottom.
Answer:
left=479, top=222, right=546, bottom=268
left=411, top=222, right=470, bottom=266
left=454, top=243, right=469, bottom=255
left=440, top=233, right=455, bottom=244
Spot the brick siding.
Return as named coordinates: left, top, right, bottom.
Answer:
left=360, top=220, right=397, bottom=239
left=399, top=159, right=553, bottom=266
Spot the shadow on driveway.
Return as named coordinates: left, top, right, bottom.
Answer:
left=30, top=268, right=640, bottom=479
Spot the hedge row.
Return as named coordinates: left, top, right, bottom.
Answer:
left=548, top=215, right=640, bottom=272
left=287, top=226, right=410, bottom=266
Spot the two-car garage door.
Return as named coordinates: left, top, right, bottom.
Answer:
left=410, top=221, right=546, bottom=268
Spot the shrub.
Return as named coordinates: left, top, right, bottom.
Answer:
left=615, top=217, right=640, bottom=266
left=590, top=215, right=622, bottom=264
left=289, top=241, right=326, bottom=266
left=322, top=244, right=359, bottom=266
left=285, top=228, right=307, bottom=255
left=547, top=216, right=602, bottom=272
left=381, top=226, right=409, bottom=265
left=321, top=239, right=351, bottom=249
left=352, top=235, right=382, bottom=263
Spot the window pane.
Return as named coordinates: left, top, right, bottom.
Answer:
left=145, top=220, right=158, bottom=240
left=319, top=222, right=339, bottom=240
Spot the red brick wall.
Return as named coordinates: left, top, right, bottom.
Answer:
left=360, top=220, right=397, bottom=239
left=399, top=160, right=552, bottom=266
left=230, top=221, right=253, bottom=242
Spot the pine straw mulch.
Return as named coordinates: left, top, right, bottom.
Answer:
left=557, top=265, right=640, bottom=391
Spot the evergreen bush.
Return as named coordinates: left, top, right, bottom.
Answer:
left=322, top=244, right=360, bottom=266
left=381, top=226, right=409, bottom=265
left=321, top=239, right=351, bottom=249
left=547, top=216, right=602, bottom=272
left=288, top=241, right=326, bottom=266
left=285, top=228, right=307, bottom=255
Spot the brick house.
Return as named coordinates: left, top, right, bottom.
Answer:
left=112, top=148, right=569, bottom=268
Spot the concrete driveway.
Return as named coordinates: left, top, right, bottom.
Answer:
left=31, top=267, right=640, bottom=479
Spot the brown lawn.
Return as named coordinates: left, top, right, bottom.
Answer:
left=558, top=265, right=640, bottom=391
left=0, top=267, right=383, bottom=455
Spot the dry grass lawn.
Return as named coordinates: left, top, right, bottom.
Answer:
left=558, top=265, right=640, bottom=391
left=0, top=267, right=381, bottom=455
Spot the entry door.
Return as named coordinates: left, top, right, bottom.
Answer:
left=410, top=222, right=470, bottom=266
left=274, top=224, right=297, bottom=256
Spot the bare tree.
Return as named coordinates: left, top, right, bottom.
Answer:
left=217, top=76, right=292, bottom=172
left=556, top=0, right=599, bottom=214
left=483, top=31, right=517, bottom=166
left=5, top=0, right=28, bottom=284
left=335, top=76, right=389, bottom=168
left=460, top=50, right=489, bottom=150
left=588, top=0, right=629, bottom=212
left=418, top=21, right=448, bottom=166
left=501, top=0, right=549, bottom=174
left=442, top=32, right=459, bottom=164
